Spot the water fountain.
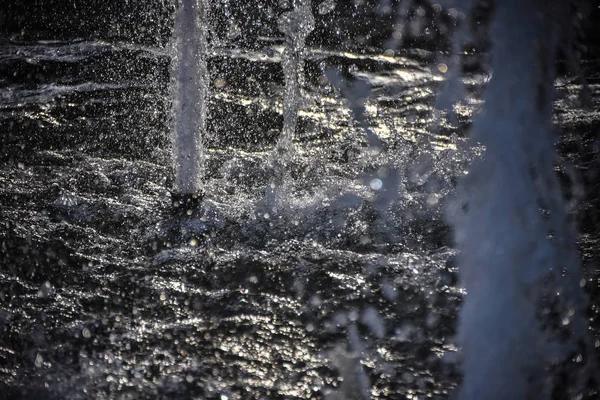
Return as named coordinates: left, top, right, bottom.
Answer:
left=0, top=1, right=599, bottom=399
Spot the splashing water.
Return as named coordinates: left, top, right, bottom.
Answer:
left=172, top=0, right=209, bottom=194
left=1, top=1, right=599, bottom=399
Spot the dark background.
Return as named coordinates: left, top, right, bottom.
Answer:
left=0, top=0, right=457, bottom=51
left=0, top=0, right=598, bottom=55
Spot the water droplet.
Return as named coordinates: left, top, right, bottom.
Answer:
left=310, top=295, right=322, bottom=307
left=370, top=178, right=383, bottom=191
left=348, top=310, right=359, bottom=322
left=37, top=281, right=53, bottom=298
left=426, top=193, right=439, bottom=206
left=35, top=353, right=43, bottom=368
left=214, top=78, right=226, bottom=88
left=82, top=328, right=91, bottom=339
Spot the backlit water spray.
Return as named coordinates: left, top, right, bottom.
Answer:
left=166, top=0, right=596, bottom=397
left=3, top=0, right=600, bottom=398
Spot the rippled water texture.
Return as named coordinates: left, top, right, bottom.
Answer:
left=1, top=2, right=600, bottom=399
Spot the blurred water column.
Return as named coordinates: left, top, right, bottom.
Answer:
left=451, top=0, right=589, bottom=399
left=172, top=0, right=209, bottom=195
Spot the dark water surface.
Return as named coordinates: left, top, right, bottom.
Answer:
left=1, top=2, right=600, bottom=399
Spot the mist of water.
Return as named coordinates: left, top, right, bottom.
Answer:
left=172, top=0, right=209, bottom=195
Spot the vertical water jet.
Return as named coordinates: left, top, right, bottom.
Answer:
left=172, top=0, right=209, bottom=195
left=273, top=0, right=314, bottom=171
left=449, top=1, right=593, bottom=398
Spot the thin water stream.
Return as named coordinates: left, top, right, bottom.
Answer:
left=172, top=0, right=209, bottom=195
